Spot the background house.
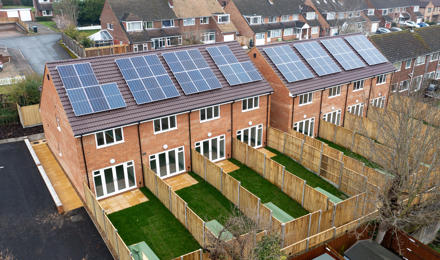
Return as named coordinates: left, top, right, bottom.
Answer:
left=419, top=0, right=440, bottom=22
left=33, top=0, right=54, bottom=17
left=366, top=0, right=422, bottom=28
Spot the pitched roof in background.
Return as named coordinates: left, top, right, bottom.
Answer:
left=311, top=0, right=368, bottom=13
left=232, top=0, right=304, bottom=17
left=419, top=0, right=440, bottom=7
left=172, top=0, right=223, bottom=18
left=256, top=34, right=395, bottom=96
left=368, top=0, right=418, bottom=9
left=370, top=26, right=440, bottom=63
left=345, top=240, right=401, bottom=260
left=108, top=0, right=177, bottom=21
left=45, top=41, right=273, bottom=136
left=250, top=21, right=306, bottom=33
left=326, top=16, right=366, bottom=27
left=126, top=27, right=181, bottom=43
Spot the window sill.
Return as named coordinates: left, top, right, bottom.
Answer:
left=298, top=103, right=312, bottom=107
left=242, top=107, right=259, bottom=112
left=200, top=117, right=220, bottom=123
left=352, top=89, right=364, bottom=92
left=96, top=141, right=125, bottom=149
left=154, top=127, right=178, bottom=135
left=328, top=94, right=341, bottom=99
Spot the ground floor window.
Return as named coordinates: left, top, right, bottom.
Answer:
left=93, top=161, right=136, bottom=199
left=294, top=117, right=315, bottom=137
left=195, top=135, right=225, bottom=162
left=371, top=96, right=386, bottom=108
left=201, top=32, right=215, bottom=44
left=237, top=124, right=263, bottom=148
left=151, top=36, right=182, bottom=49
left=150, top=146, right=185, bottom=179
left=347, top=103, right=364, bottom=116
left=323, top=110, right=341, bottom=125
left=42, top=10, right=52, bottom=16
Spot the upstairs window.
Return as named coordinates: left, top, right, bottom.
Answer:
left=376, top=74, right=387, bottom=85
left=337, top=12, right=345, bottom=19
left=154, top=115, right=177, bottom=134
left=327, top=12, right=335, bottom=20
left=200, top=105, right=220, bottom=122
left=306, top=12, right=316, bottom=20
left=393, top=61, right=402, bottom=71
left=246, top=16, right=262, bottom=24
left=430, top=52, right=439, bottom=62
left=242, top=96, right=259, bottom=111
left=328, top=85, right=341, bottom=97
left=292, top=14, right=299, bottom=21
left=200, top=17, right=209, bottom=24
left=126, top=21, right=142, bottom=32
left=353, top=80, right=364, bottom=91
left=162, top=19, right=174, bottom=28
left=96, top=128, right=124, bottom=148
left=183, top=18, right=195, bottom=26
left=368, top=9, right=374, bottom=15
left=144, top=21, right=153, bottom=29
left=405, top=59, right=412, bottom=69
left=268, top=29, right=281, bottom=38
left=414, top=5, right=419, bottom=12
left=311, top=27, right=319, bottom=34
left=415, top=55, right=425, bottom=66
left=299, top=92, right=313, bottom=105
left=268, top=16, right=277, bottom=23
left=382, top=9, right=388, bottom=15
left=281, top=15, right=290, bottom=22
left=218, top=14, right=230, bottom=24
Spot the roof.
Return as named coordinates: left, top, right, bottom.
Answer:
left=311, top=0, right=368, bottom=13
left=45, top=41, right=273, bottom=136
left=345, top=240, right=401, bottom=260
left=256, top=33, right=395, bottom=96
left=107, top=0, right=177, bottom=21
left=172, top=0, right=223, bottom=18
left=88, top=30, right=113, bottom=42
left=249, top=21, right=306, bottom=33
left=370, top=26, right=440, bottom=62
left=420, top=0, right=440, bottom=7
left=232, top=0, right=304, bottom=17
left=327, top=16, right=366, bottom=27
left=368, top=0, right=418, bottom=9
left=126, top=27, right=181, bottom=43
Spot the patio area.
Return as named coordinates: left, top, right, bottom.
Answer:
left=164, top=173, right=198, bottom=191
left=100, top=189, right=148, bottom=214
left=216, top=160, right=240, bottom=173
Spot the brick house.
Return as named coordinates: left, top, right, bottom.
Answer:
left=249, top=34, right=394, bottom=137
left=304, top=0, right=381, bottom=36
left=370, top=26, right=440, bottom=93
left=366, top=0, right=423, bottom=28
left=40, top=41, right=272, bottom=199
left=419, top=0, right=440, bottom=22
left=33, top=0, right=54, bottom=17
left=100, top=0, right=237, bottom=52
left=221, top=0, right=320, bottom=47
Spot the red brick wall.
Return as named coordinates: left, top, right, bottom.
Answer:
left=321, top=83, right=349, bottom=124
left=100, top=0, right=130, bottom=44
left=224, top=0, right=254, bottom=43
left=292, top=90, right=322, bottom=136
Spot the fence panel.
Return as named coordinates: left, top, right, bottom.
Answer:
left=284, top=134, right=303, bottom=161
left=340, top=168, right=365, bottom=196
left=157, top=179, right=171, bottom=209
left=268, top=127, right=285, bottom=151
left=319, top=155, right=341, bottom=186
left=301, top=144, right=321, bottom=173
left=284, top=214, right=310, bottom=246
left=206, top=159, right=222, bottom=191
left=303, top=185, right=328, bottom=212
left=335, top=127, right=354, bottom=149
left=171, top=192, right=187, bottom=225
left=281, top=239, right=308, bottom=257
left=246, top=145, right=265, bottom=175
left=322, top=145, right=342, bottom=160
left=342, top=155, right=364, bottom=173
left=264, top=159, right=283, bottom=189
left=259, top=204, right=272, bottom=230
left=187, top=207, right=205, bottom=246
left=144, top=167, right=156, bottom=192
left=308, top=227, right=335, bottom=249
left=173, top=249, right=203, bottom=260
left=309, top=210, right=321, bottom=236
left=222, top=173, right=239, bottom=206
left=239, top=186, right=260, bottom=223
left=320, top=208, right=334, bottom=232
left=334, top=194, right=362, bottom=227
left=283, top=171, right=305, bottom=204
left=17, top=104, right=41, bottom=127
left=233, top=138, right=247, bottom=164
left=192, top=150, right=205, bottom=178
left=319, top=121, right=336, bottom=142
left=304, top=135, right=322, bottom=149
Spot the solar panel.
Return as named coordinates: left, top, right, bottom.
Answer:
left=294, top=41, right=342, bottom=76
left=57, top=63, right=126, bottom=116
left=162, top=49, right=222, bottom=95
left=263, top=45, right=314, bottom=82
left=206, top=45, right=262, bottom=86
left=320, top=38, right=366, bottom=70
left=344, top=35, right=388, bottom=65
left=115, top=54, right=180, bottom=105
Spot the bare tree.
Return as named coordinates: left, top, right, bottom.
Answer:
left=53, top=0, right=79, bottom=29
left=0, top=250, right=15, bottom=260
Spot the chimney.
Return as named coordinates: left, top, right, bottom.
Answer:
left=168, top=0, right=174, bottom=8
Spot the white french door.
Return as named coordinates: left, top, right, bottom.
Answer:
left=195, top=135, right=225, bottom=162
left=93, top=161, right=136, bottom=199
left=323, top=110, right=341, bottom=125
left=149, top=146, right=185, bottom=179
left=293, top=117, right=315, bottom=137
left=237, top=124, right=263, bottom=148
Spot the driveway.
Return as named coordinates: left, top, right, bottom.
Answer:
left=0, top=33, right=71, bottom=75
left=0, top=142, right=113, bottom=260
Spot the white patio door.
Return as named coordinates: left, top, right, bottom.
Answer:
left=237, top=124, right=263, bottom=148
left=149, top=147, right=185, bottom=179
left=195, top=135, right=225, bottom=162
left=93, top=161, right=136, bottom=199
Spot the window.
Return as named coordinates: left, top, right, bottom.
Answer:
left=393, top=61, right=402, bottom=71
left=126, top=21, right=143, bottom=32
left=353, top=80, right=364, bottom=90
left=144, top=21, right=153, bottom=29
left=162, top=19, right=174, bottom=28
left=412, top=75, right=423, bottom=91
left=183, top=18, right=195, bottom=26
left=246, top=16, right=262, bottom=25
left=242, top=96, right=259, bottom=111
left=376, top=74, right=387, bottom=85
left=133, top=44, right=139, bottom=52
left=338, top=12, right=345, bottom=19
left=405, top=59, right=412, bottom=69
left=371, top=96, right=386, bottom=108
left=283, top=28, right=293, bottom=36
left=294, top=118, right=315, bottom=137
left=95, top=127, right=124, bottom=148
left=328, top=85, right=341, bottom=97
left=306, top=12, right=316, bottom=20
left=299, top=92, right=313, bottom=105
left=430, top=52, right=439, bottom=62
left=311, top=27, right=319, bottom=34
left=93, top=161, right=136, bottom=199
left=200, top=17, right=209, bottom=24
left=218, top=14, right=230, bottom=23
left=281, top=15, right=290, bottom=22
left=400, top=80, right=410, bottom=91
left=142, top=43, right=148, bottom=51
left=414, top=5, right=419, bottom=12
left=153, top=115, right=177, bottom=134
left=428, top=7, right=432, bottom=13
left=150, top=147, right=185, bottom=178
left=201, top=32, right=215, bottom=43
left=42, top=10, right=52, bottom=16
left=237, top=125, right=263, bottom=148
left=415, top=55, right=425, bottom=66
left=292, top=14, right=299, bottom=21
left=323, top=110, right=341, bottom=125
left=107, top=23, right=113, bottom=30
left=327, top=12, right=335, bottom=20
left=268, top=16, right=277, bottom=23
left=391, top=83, right=398, bottom=92
left=436, top=69, right=440, bottom=80
left=195, top=135, right=225, bottom=162
left=368, top=9, right=374, bottom=15
left=268, top=29, right=281, bottom=38
left=200, top=105, right=220, bottom=122
left=382, top=9, right=388, bottom=15
left=347, top=103, right=364, bottom=116
left=255, top=33, right=265, bottom=40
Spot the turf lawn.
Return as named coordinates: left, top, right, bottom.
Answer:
left=176, top=171, right=242, bottom=225
left=228, top=158, right=309, bottom=218
left=265, top=147, right=349, bottom=200
left=108, top=187, right=200, bottom=260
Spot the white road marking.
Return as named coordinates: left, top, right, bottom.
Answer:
left=0, top=166, right=4, bottom=169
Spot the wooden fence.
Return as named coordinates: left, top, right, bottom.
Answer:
left=62, top=33, right=129, bottom=58
left=82, top=183, right=133, bottom=260
left=17, top=103, right=41, bottom=128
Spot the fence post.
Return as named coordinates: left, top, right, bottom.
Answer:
left=185, top=202, right=188, bottom=227
left=115, top=229, right=120, bottom=259
left=204, top=157, right=207, bottom=180
left=362, top=193, right=367, bottom=215
left=353, top=195, right=359, bottom=220
left=220, top=168, right=223, bottom=192
left=203, top=222, right=206, bottom=248
left=299, top=140, right=305, bottom=163
left=102, top=209, right=106, bottom=233
left=281, top=223, right=286, bottom=248
left=318, top=210, right=322, bottom=233
left=281, top=166, right=285, bottom=192
left=154, top=175, right=159, bottom=196
left=237, top=181, right=241, bottom=207
left=307, top=213, right=312, bottom=237
left=283, top=132, right=287, bottom=153
left=351, top=131, right=356, bottom=151
left=92, top=191, right=97, bottom=218
left=318, top=143, right=324, bottom=176
left=338, top=162, right=344, bottom=188
left=256, top=198, right=261, bottom=228
left=306, top=238, right=310, bottom=251
left=331, top=204, right=337, bottom=227
left=263, top=153, right=267, bottom=178
left=269, top=210, right=273, bottom=229
left=301, top=180, right=306, bottom=206
left=363, top=176, right=368, bottom=192
left=169, top=186, right=172, bottom=211
left=245, top=145, right=249, bottom=165
left=199, top=248, right=203, bottom=260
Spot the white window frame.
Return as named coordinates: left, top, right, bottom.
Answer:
left=323, top=110, right=341, bottom=126
left=268, top=29, right=281, bottom=38
left=299, top=92, right=313, bottom=105
left=133, top=44, right=139, bottom=52
left=242, top=96, right=259, bottom=112
left=149, top=146, right=185, bottom=179
left=394, top=61, right=402, bottom=71
left=200, top=17, right=209, bottom=24
left=371, top=96, right=386, bottom=108
left=153, top=115, right=177, bottom=134
left=353, top=80, right=365, bottom=91
left=292, top=14, right=299, bottom=21
left=405, top=59, right=412, bottom=69
left=144, top=21, right=154, bottom=29
left=412, top=75, right=423, bottom=91
left=430, top=52, right=439, bottom=62
left=306, top=12, right=316, bottom=20
left=293, top=117, right=315, bottom=137
left=195, top=135, right=226, bottom=162
left=391, top=83, right=398, bottom=93
left=281, top=15, right=290, bottom=22
left=126, top=21, right=143, bottom=32
left=268, top=16, right=277, bottom=23
left=200, top=105, right=220, bottom=122
left=183, top=18, right=196, bottom=26
left=311, top=26, right=319, bottom=34
left=255, top=33, right=265, bottom=40
left=400, top=80, right=410, bottom=92
left=93, top=161, right=136, bottom=199
left=162, top=19, right=175, bottom=28
left=415, top=55, right=426, bottom=66
left=368, top=9, right=374, bottom=16
left=376, top=74, right=387, bottom=85
left=246, top=16, right=262, bottom=25
left=283, top=28, right=294, bottom=36
left=237, top=124, right=263, bottom=148
left=347, top=103, right=364, bottom=116
left=95, top=127, right=124, bottom=149
left=107, top=23, right=113, bottom=30
left=328, top=85, right=341, bottom=97
left=217, top=14, right=230, bottom=24
left=201, top=32, right=216, bottom=43
left=327, top=12, right=335, bottom=20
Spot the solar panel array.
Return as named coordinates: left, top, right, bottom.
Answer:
left=206, top=45, right=262, bottom=86
left=321, top=38, right=366, bottom=70
left=162, top=49, right=222, bottom=95
left=115, top=55, right=180, bottom=105
left=57, top=63, right=126, bottom=116
left=263, top=45, right=314, bottom=83
left=345, top=35, right=388, bottom=65
left=294, top=41, right=342, bottom=76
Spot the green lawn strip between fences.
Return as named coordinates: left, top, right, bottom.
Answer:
left=264, top=147, right=348, bottom=200
left=228, top=158, right=308, bottom=219
left=176, top=171, right=243, bottom=226
left=108, top=187, right=200, bottom=260
left=317, top=137, right=382, bottom=169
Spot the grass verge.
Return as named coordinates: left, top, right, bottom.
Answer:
left=228, top=158, right=309, bottom=218
left=37, top=21, right=59, bottom=32
left=317, top=137, right=381, bottom=169
left=108, top=187, right=200, bottom=260
left=265, top=147, right=349, bottom=200
left=176, top=171, right=241, bottom=225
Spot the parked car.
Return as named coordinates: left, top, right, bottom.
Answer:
left=390, top=27, right=403, bottom=32
left=425, top=83, right=440, bottom=99
left=418, top=22, right=430, bottom=27
left=376, top=27, right=391, bottom=34
left=403, top=21, right=420, bottom=28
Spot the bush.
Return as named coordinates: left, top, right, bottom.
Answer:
left=77, top=0, right=105, bottom=26
left=36, top=16, right=54, bottom=22
left=4, top=74, right=42, bottom=106
left=64, top=25, right=95, bottom=47
left=0, top=108, right=18, bottom=126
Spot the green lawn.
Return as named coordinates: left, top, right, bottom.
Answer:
left=108, top=187, right=200, bottom=260
left=37, top=21, right=58, bottom=32
left=265, top=147, right=349, bottom=200
left=228, top=159, right=309, bottom=218
left=81, top=29, right=100, bottom=36
left=317, top=137, right=382, bottom=169
left=176, top=172, right=241, bottom=225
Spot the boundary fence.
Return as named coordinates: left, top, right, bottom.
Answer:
left=61, top=33, right=129, bottom=58
left=17, top=103, right=41, bottom=127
